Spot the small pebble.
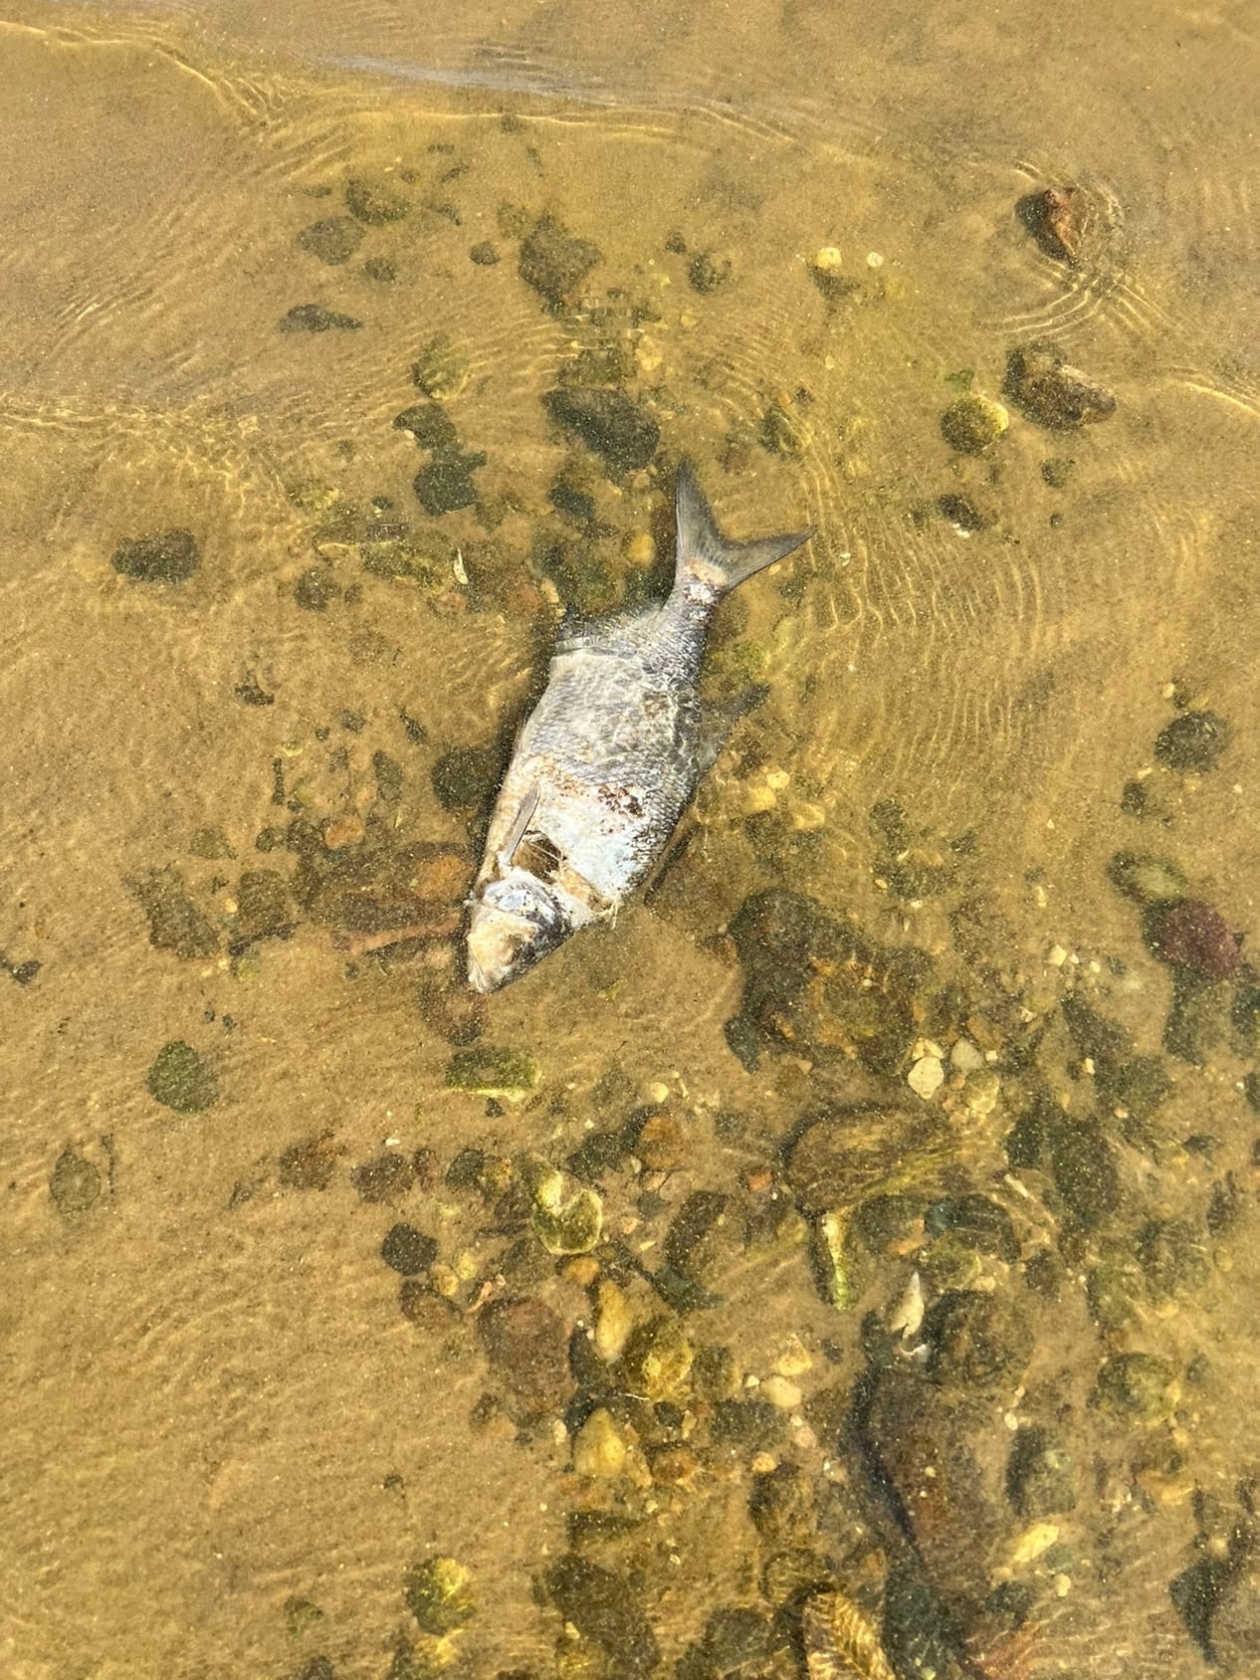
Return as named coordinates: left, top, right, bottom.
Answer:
left=908, top=1054, right=945, bottom=1099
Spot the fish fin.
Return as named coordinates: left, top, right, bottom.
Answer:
left=497, top=784, right=541, bottom=872
left=674, top=460, right=811, bottom=595
left=696, top=684, right=770, bottom=773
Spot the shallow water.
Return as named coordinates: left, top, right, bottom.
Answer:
left=3, top=2, right=1259, bottom=1677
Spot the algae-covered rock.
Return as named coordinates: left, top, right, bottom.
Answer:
left=480, top=1296, right=573, bottom=1416
left=345, top=175, right=411, bottom=225
left=127, top=866, right=219, bottom=959
left=786, top=1107, right=942, bottom=1216
left=1094, top=1351, right=1177, bottom=1422
left=940, top=393, right=1008, bottom=455
left=619, top=1314, right=693, bottom=1403
left=1005, top=1425, right=1078, bottom=1518
left=49, top=1145, right=103, bottom=1218
left=1154, top=709, right=1231, bottom=773
left=413, top=449, right=486, bottom=515
left=111, top=529, right=201, bottom=584
left=545, top=1555, right=659, bottom=1678
left=1003, top=343, right=1116, bottom=429
left=403, top=1555, right=474, bottom=1635
left=572, top=1408, right=626, bottom=1479
left=430, top=745, right=500, bottom=811
left=923, top=1288, right=1033, bottom=1393
left=146, top=1040, right=219, bottom=1113
left=518, top=215, right=602, bottom=311
left=727, top=889, right=933, bottom=1074
left=530, top=1165, right=603, bottom=1255
left=444, top=1046, right=538, bottom=1099
left=296, top=217, right=363, bottom=265
left=279, top=304, right=363, bottom=333
left=1048, top=1115, right=1120, bottom=1230
left=1107, top=851, right=1188, bottom=906
left=380, top=1223, right=438, bottom=1276
left=412, top=333, right=471, bottom=401
left=1136, top=1217, right=1210, bottom=1301
left=542, top=386, right=660, bottom=476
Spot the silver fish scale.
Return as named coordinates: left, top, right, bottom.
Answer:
left=484, top=593, right=710, bottom=906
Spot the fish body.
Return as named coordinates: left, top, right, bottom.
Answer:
left=466, top=463, right=809, bottom=992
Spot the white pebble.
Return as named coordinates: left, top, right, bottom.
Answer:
left=907, top=1055, right=944, bottom=1099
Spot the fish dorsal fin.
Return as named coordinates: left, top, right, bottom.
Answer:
left=674, top=460, right=811, bottom=595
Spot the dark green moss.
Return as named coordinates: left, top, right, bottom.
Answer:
left=296, top=217, right=363, bottom=265
left=468, top=240, right=499, bottom=266
left=542, top=386, right=660, bottom=476
left=111, top=528, right=200, bottom=583
left=146, top=1040, right=219, bottom=1113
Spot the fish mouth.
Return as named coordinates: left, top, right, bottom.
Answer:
left=466, top=900, right=545, bottom=993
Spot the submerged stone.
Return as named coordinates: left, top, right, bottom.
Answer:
left=49, top=1145, right=103, bottom=1218
left=279, top=304, right=363, bottom=333
left=1093, top=1351, right=1177, bottom=1422
left=111, top=528, right=201, bottom=583
left=1003, top=343, right=1116, bottom=429
left=296, top=216, right=363, bottom=265
left=940, top=393, right=1009, bottom=454
left=542, top=386, right=660, bottom=475
left=403, top=1556, right=474, bottom=1635
left=1154, top=709, right=1231, bottom=773
left=127, top=866, right=219, bottom=959
left=345, top=175, right=411, bottom=225
left=146, top=1040, right=219, bottom=1113
left=1005, top=1425, right=1078, bottom=1517
left=518, top=215, right=602, bottom=311
left=545, top=1554, right=659, bottom=1678
left=413, top=449, right=485, bottom=515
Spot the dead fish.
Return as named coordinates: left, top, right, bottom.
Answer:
left=466, top=462, right=809, bottom=992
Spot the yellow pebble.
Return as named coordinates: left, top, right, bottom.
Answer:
left=572, top=1408, right=626, bottom=1478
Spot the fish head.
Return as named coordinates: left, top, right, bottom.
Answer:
left=466, top=870, right=567, bottom=992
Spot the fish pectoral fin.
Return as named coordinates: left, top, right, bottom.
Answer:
left=497, top=784, right=541, bottom=872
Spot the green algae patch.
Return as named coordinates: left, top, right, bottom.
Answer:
left=444, top=1047, right=538, bottom=1100
left=146, top=1040, right=219, bottom=1113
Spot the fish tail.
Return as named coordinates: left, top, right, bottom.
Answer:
left=673, top=460, right=811, bottom=596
